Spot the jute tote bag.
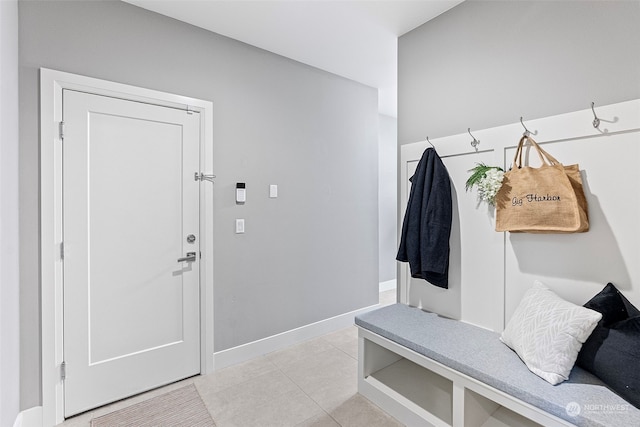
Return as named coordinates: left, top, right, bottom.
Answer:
left=495, top=136, right=589, bottom=233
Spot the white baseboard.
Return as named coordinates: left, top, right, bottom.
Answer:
left=213, top=303, right=380, bottom=370
left=379, top=279, right=396, bottom=292
left=13, top=407, right=42, bottom=427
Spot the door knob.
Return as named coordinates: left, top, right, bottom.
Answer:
left=177, top=252, right=197, bottom=263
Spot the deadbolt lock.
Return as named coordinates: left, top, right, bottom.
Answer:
left=187, top=234, right=196, bottom=243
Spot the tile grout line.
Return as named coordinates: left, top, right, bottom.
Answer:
left=196, top=367, right=304, bottom=425
left=276, top=341, right=345, bottom=427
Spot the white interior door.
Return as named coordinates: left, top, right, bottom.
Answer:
left=62, top=89, right=201, bottom=416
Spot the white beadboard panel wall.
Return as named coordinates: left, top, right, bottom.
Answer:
left=400, top=146, right=503, bottom=331
left=504, top=123, right=640, bottom=323
left=399, top=100, right=640, bottom=331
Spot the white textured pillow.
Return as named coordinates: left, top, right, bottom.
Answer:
left=500, top=281, right=602, bottom=385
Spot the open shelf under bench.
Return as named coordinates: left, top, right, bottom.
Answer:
left=357, top=327, right=572, bottom=427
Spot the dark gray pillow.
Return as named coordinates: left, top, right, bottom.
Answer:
left=577, top=283, right=640, bottom=409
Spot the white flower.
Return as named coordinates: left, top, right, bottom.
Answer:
left=476, top=168, right=504, bottom=206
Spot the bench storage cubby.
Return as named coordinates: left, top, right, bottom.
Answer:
left=356, top=304, right=640, bottom=427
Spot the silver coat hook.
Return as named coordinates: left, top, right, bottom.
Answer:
left=520, top=117, right=534, bottom=137
left=591, top=102, right=601, bottom=128
left=468, top=128, right=480, bottom=151
left=426, top=136, right=435, bottom=149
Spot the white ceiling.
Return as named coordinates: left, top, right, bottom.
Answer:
left=124, top=0, right=464, bottom=117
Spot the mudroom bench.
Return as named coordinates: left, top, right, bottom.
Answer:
left=355, top=304, right=640, bottom=427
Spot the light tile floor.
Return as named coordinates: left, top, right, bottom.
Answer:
left=60, top=290, right=399, bottom=427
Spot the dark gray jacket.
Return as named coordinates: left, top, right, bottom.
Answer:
left=396, top=147, right=452, bottom=288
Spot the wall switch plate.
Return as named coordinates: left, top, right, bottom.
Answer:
left=269, top=184, right=278, bottom=198
left=235, top=219, right=245, bottom=234
left=236, top=189, right=246, bottom=203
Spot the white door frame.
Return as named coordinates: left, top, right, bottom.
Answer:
left=39, top=68, right=215, bottom=426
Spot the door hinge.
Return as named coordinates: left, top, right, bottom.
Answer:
left=59, top=121, right=65, bottom=140
left=60, top=242, right=64, bottom=260
left=60, top=361, right=66, bottom=381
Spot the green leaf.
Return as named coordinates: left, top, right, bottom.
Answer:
left=465, top=163, right=503, bottom=192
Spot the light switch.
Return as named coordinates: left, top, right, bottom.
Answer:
left=269, top=184, right=278, bottom=198
left=235, top=219, right=245, bottom=234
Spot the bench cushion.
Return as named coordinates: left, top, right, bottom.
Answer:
left=355, top=303, right=640, bottom=427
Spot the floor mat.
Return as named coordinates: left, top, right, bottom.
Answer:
left=91, top=384, right=215, bottom=427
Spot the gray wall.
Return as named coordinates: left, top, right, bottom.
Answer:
left=1, top=0, right=20, bottom=425
left=378, top=114, right=397, bottom=283
left=399, top=0, right=640, bottom=144
left=19, top=0, right=379, bottom=409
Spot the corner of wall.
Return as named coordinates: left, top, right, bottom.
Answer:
left=1, top=0, right=22, bottom=426
left=12, top=407, right=43, bottom=427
